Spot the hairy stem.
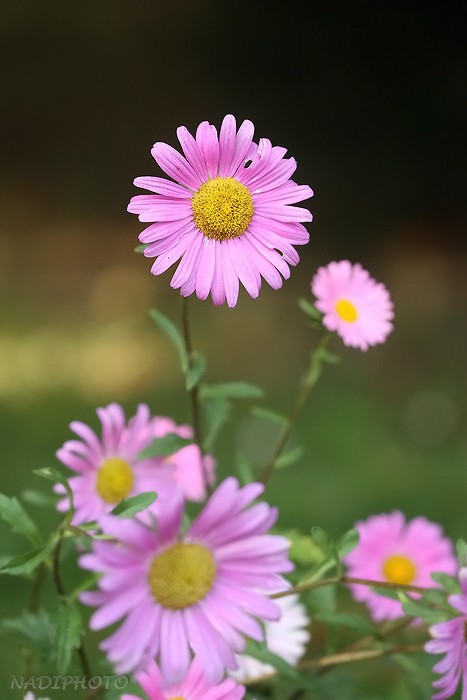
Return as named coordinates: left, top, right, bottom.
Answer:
left=258, top=333, right=331, bottom=485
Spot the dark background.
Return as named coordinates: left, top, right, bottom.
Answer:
left=1, top=1, right=467, bottom=697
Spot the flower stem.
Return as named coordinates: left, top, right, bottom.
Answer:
left=258, top=333, right=332, bottom=485
left=271, top=574, right=427, bottom=599
left=181, top=296, right=212, bottom=495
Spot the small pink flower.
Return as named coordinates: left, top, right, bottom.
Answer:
left=122, top=659, right=245, bottom=700
left=343, top=511, right=457, bottom=621
left=79, top=477, right=293, bottom=684
left=311, top=260, right=394, bottom=350
left=128, top=114, right=313, bottom=307
left=426, top=568, right=467, bottom=699
left=55, top=404, right=215, bottom=525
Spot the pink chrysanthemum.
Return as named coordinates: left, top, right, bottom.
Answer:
left=426, top=568, right=467, bottom=700
left=343, top=511, right=457, bottom=621
left=122, top=659, right=245, bottom=700
left=311, top=260, right=394, bottom=350
left=55, top=404, right=214, bottom=525
left=128, top=114, right=313, bottom=307
left=79, top=477, right=293, bottom=684
left=230, top=594, right=310, bottom=682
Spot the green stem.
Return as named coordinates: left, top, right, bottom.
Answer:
left=258, top=333, right=332, bottom=485
left=181, top=296, right=212, bottom=495
left=271, top=574, right=428, bottom=599
left=245, top=643, right=425, bottom=685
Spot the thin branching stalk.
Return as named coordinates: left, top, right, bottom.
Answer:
left=258, top=333, right=331, bottom=485
left=271, top=574, right=428, bottom=599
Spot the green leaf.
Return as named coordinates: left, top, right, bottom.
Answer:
left=315, top=611, right=376, bottom=635
left=201, top=381, right=264, bottom=400
left=282, top=529, right=325, bottom=566
left=298, top=297, right=323, bottom=320
left=320, top=349, right=341, bottom=364
left=0, top=539, right=56, bottom=576
left=0, top=493, right=42, bottom=547
left=149, top=309, right=187, bottom=372
left=138, top=434, right=192, bottom=459
left=21, top=489, right=57, bottom=507
left=244, top=640, right=298, bottom=679
left=311, top=527, right=337, bottom=560
left=1, top=610, right=56, bottom=663
left=55, top=602, right=83, bottom=674
left=401, top=598, right=452, bottom=624
left=202, top=396, right=231, bottom=450
left=250, top=406, right=286, bottom=424
left=275, top=446, right=303, bottom=469
left=134, top=243, right=148, bottom=254
left=236, top=453, right=255, bottom=486
left=111, top=491, right=158, bottom=518
left=185, top=351, right=207, bottom=391
left=456, top=539, right=467, bottom=567
left=337, top=528, right=360, bottom=558
left=431, top=572, right=460, bottom=594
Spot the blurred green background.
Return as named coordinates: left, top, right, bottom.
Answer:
left=1, top=1, right=467, bottom=697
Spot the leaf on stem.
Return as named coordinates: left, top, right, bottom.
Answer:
left=202, top=396, right=231, bottom=451
left=111, top=491, right=158, bottom=518
left=337, top=528, right=360, bottom=558
left=250, top=406, right=286, bottom=424
left=138, top=434, right=192, bottom=459
left=275, top=446, right=304, bottom=469
left=315, top=611, right=377, bottom=635
left=201, top=381, right=264, bottom=400
left=55, top=601, right=83, bottom=674
left=0, top=493, right=42, bottom=547
left=149, top=309, right=188, bottom=372
left=298, top=297, right=323, bottom=321
left=456, top=538, right=467, bottom=567
left=0, top=539, right=57, bottom=576
left=1, top=610, right=56, bottom=663
left=185, top=351, right=207, bottom=391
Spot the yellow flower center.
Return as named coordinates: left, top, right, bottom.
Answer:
left=335, top=298, right=358, bottom=323
left=192, top=177, right=254, bottom=240
left=382, top=555, right=417, bottom=585
left=167, top=697, right=185, bottom=700
left=148, top=542, right=216, bottom=609
left=96, top=457, right=134, bottom=504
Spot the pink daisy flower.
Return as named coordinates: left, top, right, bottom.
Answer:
left=230, top=594, right=310, bottom=682
left=128, top=114, right=313, bottom=307
left=426, top=568, right=467, bottom=700
left=79, top=477, right=293, bottom=684
left=56, top=404, right=213, bottom=525
left=343, top=511, right=457, bottom=621
left=122, top=659, right=245, bottom=700
left=311, top=260, right=394, bottom=350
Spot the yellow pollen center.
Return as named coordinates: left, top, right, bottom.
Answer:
left=148, top=542, right=216, bottom=609
left=96, top=457, right=134, bottom=504
left=167, top=697, right=185, bottom=700
left=192, top=177, right=254, bottom=240
left=335, top=298, right=358, bottom=323
left=382, top=555, right=417, bottom=585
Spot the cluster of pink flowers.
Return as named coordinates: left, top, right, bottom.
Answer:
left=48, top=116, right=461, bottom=699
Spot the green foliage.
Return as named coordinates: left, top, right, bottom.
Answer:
left=55, top=601, right=83, bottom=674
left=0, top=493, right=42, bottom=547
left=1, top=610, right=56, bottom=664
left=111, top=491, right=158, bottom=518
left=282, top=529, right=326, bottom=566
left=336, top=528, right=360, bottom=558
left=185, top=351, right=207, bottom=390
left=150, top=308, right=188, bottom=372
left=250, top=406, right=286, bottom=424
left=134, top=243, right=148, bottom=253
left=298, top=297, right=323, bottom=320
left=201, top=395, right=231, bottom=450
left=456, top=538, right=467, bottom=567
left=138, top=433, right=192, bottom=459
left=275, top=446, right=304, bottom=469
left=201, top=381, right=264, bottom=400
left=0, top=539, right=56, bottom=576
left=315, top=610, right=377, bottom=635
left=236, top=453, right=255, bottom=486
left=431, top=571, right=460, bottom=593
left=311, top=526, right=339, bottom=564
